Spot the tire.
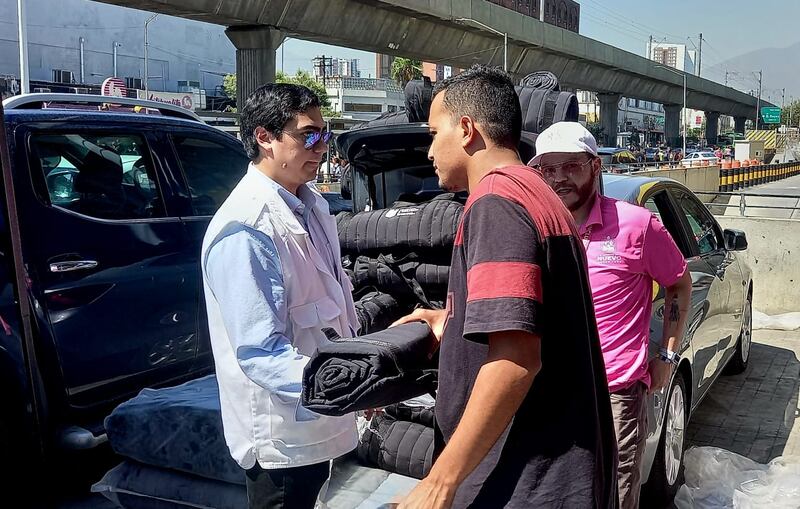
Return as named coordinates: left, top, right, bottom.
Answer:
left=724, top=296, right=752, bottom=375
left=644, top=374, right=687, bottom=503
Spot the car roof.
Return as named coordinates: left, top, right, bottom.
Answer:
left=3, top=108, right=208, bottom=129
left=602, top=172, right=685, bottom=204
left=597, top=147, right=628, bottom=154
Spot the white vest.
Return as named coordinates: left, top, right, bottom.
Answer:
left=201, top=168, right=360, bottom=469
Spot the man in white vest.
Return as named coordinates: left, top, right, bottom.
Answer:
left=201, top=84, right=360, bottom=508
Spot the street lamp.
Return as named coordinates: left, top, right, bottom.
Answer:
left=455, top=18, right=507, bottom=71
left=656, top=65, right=687, bottom=158
left=143, top=13, right=158, bottom=94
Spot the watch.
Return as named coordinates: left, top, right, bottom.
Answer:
left=659, top=348, right=680, bottom=366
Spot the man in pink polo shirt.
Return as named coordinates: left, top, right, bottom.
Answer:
left=532, top=122, right=692, bottom=509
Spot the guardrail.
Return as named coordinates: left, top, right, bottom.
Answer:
left=696, top=191, right=800, bottom=216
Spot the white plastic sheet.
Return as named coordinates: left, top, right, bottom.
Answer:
left=753, top=310, right=800, bottom=331
left=674, top=446, right=800, bottom=508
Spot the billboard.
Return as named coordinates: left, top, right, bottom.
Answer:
left=136, top=90, right=201, bottom=110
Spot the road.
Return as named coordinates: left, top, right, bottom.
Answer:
left=723, top=173, right=800, bottom=219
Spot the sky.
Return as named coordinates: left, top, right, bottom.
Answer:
left=277, top=0, right=800, bottom=94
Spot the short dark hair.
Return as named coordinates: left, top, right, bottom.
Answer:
left=432, top=64, right=521, bottom=148
left=240, top=83, right=321, bottom=160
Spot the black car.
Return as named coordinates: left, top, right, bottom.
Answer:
left=0, top=94, right=252, bottom=482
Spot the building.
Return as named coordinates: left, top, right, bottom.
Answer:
left=578, top=90, right=665, bottom=146
left=541, top=0, right=580, bottom=33
left=487, top=0, right=579, bottom=33
left=0, top=0, right=234, bottom=101
left=646, top=41, right=696, bottom=75
left=323, top=77, right=405, bottom=121
left=375, top=54, right=394, bottom=79
left=314, top=56, right=361, bottom=79
left=421, top=62, right=462, bottom=81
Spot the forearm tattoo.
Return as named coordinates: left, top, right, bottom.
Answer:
left=669, top=298, right=679, bottom=323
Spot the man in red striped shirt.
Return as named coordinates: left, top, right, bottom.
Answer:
left=393, top=65, right=617, bottom=509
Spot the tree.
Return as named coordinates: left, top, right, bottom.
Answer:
left=391, top=57, right=422, bottom=87
left=222, top=70, right=340, bottom=117
left=586, top=122, right=605, bottom=144
left=782, top=100, right=800, bottom=128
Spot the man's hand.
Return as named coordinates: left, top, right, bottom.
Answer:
left=397, top=475, right=457, bottom=509
left=391, top=308, right=448, bottom=351
left=648, top=358, right=672, bottom=394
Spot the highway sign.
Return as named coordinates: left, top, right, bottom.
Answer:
left=761, top=106, right=781, bottom=124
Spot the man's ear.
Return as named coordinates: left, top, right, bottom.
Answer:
left=254, top=126, right=275, bottom=157
left=459, top=115, right=477, bottom=149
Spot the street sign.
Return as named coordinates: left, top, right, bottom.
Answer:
left=761, top=106, right=781, bottom=124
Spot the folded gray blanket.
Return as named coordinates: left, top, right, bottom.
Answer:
left=301, top=323, right=437, bottom=416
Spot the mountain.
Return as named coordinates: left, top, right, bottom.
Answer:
left=705, top=41, right=800, bottom=104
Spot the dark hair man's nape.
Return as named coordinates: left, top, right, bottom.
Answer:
left=240, top=83, right=321, bottom=161
left=432, top=64, right=521, bottom=149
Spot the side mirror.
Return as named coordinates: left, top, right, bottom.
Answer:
left=724, top=228, right=748, bottom=251
left=340, top=165, right=352, bottom=200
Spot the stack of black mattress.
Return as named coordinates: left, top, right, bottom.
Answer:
left=337, top=195, right=463, bottom=333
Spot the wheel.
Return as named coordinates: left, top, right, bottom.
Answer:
left=724, top=296, right=752, bottom=375
left=644, top=374, right=687, bottom=503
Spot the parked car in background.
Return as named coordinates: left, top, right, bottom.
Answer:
left=644, top=147, right=660, bottom=163
left=598, top=147, right=638, bottom=173
left=682, top=151, right=720, bottom=167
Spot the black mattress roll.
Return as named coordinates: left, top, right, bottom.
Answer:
left=354, top=290, right=408, bottom=334
left=352, top=256, right=449, bottom=305
left=357, top=414, right=433, bottom=480
left=338, top=199, right=462, bottom=257
left=301, top=323, right=437, bottom=416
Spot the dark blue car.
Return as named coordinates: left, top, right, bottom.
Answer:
left=0, top=94, right=253, bottom=485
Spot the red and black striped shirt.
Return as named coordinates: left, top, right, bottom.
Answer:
left=436, top=165, right=617, bottom=508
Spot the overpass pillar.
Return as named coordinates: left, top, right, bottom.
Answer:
left=664, top=104, right=682, bottom=148
left=225, top=26, right=285, bottom=108
left=597, top=93, right=620, bottom=147
left=705, top=111, right=720, bottom=145
left=734, top=116, right=747, bottom=135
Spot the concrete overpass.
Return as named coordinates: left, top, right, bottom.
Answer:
left=94, top=0, right=771, bottom=145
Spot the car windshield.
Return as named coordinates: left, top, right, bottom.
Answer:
left=599, top=154, right=614, bottom=164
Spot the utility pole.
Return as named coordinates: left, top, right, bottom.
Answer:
left=144, top=14, right=158, bottom=94
left=17, top=0, right=29, bottom=94
left=648, top=35, right=653, bottom=59
left=781, top=88, right=786, bottom=126
left=697, top=33, right=703, bottom=77
left=755, top=70, right=762, bottom=130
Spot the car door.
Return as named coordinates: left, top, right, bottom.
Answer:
left=14, top=125, right=199, bottom=410
left=639, top=187, right=704, bottom=434
left=668, top=187, right=737, bottom=398
left=163, top=126, right=249, bottom=366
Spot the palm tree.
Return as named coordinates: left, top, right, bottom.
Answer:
left=391, top=57, right=423, bottom=87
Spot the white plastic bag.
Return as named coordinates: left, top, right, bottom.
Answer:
left=674, top=447, right=800, bottom=508
left=753, top=310, right=800, bottom=331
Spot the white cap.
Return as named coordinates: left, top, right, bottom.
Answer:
left=528, top=121, right=598, bottom=165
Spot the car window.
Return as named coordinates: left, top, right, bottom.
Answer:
left=171, top=135, right=249, bottom=216
left=30, top=133, right=164, bottom=220
left=642, top=189, right=693, bottom=258
left=674, top=191, right=722, bottom=256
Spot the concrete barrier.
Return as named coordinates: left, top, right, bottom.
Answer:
left=715, top=216, right=800, bottom=314
left=639, top=165, right=721, bottom=194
